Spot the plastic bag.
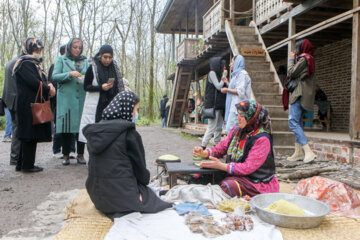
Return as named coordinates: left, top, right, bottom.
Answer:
left=292, top=176, right=360, bottom=218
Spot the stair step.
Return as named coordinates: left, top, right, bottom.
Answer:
left=252, top=82, right=279, bottom=94
left=237, top=42, right=263, bottom=50
left=231, top=26, right=256, bottom=35
left=272, top=131, right=294, bottom=146
left=244, top=56, right=267, bottom=62
left=271, top=118, right=290, bottom=131
left=249, top=71, right=274, bottom=82
left=234, top=35, right=258, bottom=42
left=264, top=105, right=289, bottom=118
left=256, top=93, right=282, bottom=105
left=274, top=146, right=295, bottom=156
left=246, top=62, right=270, bottom=72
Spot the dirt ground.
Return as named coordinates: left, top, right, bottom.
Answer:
left=0, top=126, right=200, bottom=239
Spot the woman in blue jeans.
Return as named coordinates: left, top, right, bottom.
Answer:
left=287, top=39, right=316, bottom=163
left=3, top=108, right=12, bottom=142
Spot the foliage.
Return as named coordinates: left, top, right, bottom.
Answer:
left=169, top=61, right=177, bottom=73
left=0, top=116, right=5, bottom=130
left=136, top=116, right=161, bottom=126
left=0, top=67, right=5, bottom=97
left=179, top=132, right=198, bottom=141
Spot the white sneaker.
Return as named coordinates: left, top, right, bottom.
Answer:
left=2, top=136, right=11, bottom=142
left=53, top=152, right=63, bottom=159
left=69, top=152, right=77, bottom=159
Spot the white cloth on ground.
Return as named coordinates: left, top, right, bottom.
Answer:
left=105, top=209, right=283, bottom=240
left=161, top=184, right=231, bottom=208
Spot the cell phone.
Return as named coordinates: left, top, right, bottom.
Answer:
left=108, top=78, right=115, bottom=83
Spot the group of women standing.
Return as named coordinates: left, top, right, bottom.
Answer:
left=13, top=37, right=124, bottom=172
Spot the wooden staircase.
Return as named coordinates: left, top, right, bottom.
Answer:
left=225, top=20, right=294, bottom=156
left=167, top=65, right=194, bottom=127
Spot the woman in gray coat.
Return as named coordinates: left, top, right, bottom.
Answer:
left=84, top=91, right=171, bottom=220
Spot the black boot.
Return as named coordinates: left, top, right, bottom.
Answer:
left=77, top=154, right=86, bottom=164
left=22, top=166, right=43, bottom=173
left=62, top=155, right=70, bottom=165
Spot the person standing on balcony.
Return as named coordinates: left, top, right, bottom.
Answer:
left=201, top=57, right=227, bottom=148
left=222, top=55, right=251, bottom=134
left=287, top=39, right=316, bottom=163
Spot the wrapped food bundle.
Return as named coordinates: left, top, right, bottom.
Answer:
left=221, top=206, right=254, bottom=231
left=185, top=212, right=230, bottom=238
left=267, top=199, right=306, bottom=216
left=218, top=200, right=250, bottom=212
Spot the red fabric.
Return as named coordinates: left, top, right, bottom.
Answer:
left=297, top=39, right=315, bottom=77
left=282, top=76, right=290, bottom=110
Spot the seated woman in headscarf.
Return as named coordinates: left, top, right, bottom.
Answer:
left=193, top=100, right=279, bottom=197
left=83, top=91, right=172, bottom=220
left=79, top=44, right=124, bottom=143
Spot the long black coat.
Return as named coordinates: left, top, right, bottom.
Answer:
left=84, top=119, right=171, bottom=220
left=15, top=61, right=52, bottom=142
left=2, top=57, right=18, bottom=111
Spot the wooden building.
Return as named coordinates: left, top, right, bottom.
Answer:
left=156, top=0, right=360, bottom=164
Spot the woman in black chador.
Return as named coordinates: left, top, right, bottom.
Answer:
left=84, top=91, right=171, bottom=220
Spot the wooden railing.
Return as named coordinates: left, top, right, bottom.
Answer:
left=203, top=0, right=224, bottom=41
left=176, top=38, right=200, bottom=63
left=255, top=0, right=291, bottom=25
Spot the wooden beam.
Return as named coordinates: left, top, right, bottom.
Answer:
left=252, top=0, right=256, bottom=22
left=195, top=0, right=199, bottom=38
left=230, top=0, right=235, bottom=24
left=288, top=17, right=296, bottom=62
left=268, top=7, right=360, bottom=52
left=350, top=0, right=360, bottom=139
left=172, top=32, right=175, bottom=62
left=259, top=0, right=329, bottom=35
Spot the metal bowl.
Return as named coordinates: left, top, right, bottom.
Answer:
left=250, top=193, right=331, bottom=229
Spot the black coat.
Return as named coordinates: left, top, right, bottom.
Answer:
left=84, top=64, right=121, bottom=122
left=15, top=61, right=52, bottom=142
left=84, top=119, right=171, bottom=220
left=2, top=57, right=19, bottom=111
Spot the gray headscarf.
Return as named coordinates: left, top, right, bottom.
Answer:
left=66, top=38, right=86, bottom=72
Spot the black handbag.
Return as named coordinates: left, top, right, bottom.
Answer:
left=285, top=78, right=298, bottom=93
left=0, top=98, right=5, bottom=116
left=202, top=76, right=217, bottom=119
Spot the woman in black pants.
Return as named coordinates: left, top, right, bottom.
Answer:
left=13, top=38, right=56, bottom=172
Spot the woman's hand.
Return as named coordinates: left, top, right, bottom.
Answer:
left=102, top=82, right=114, bottom=91
left=289, top=51, right=296, bottom=60
left=193, top=146, right=209, bottom=158
left=69, top=71, right=82, bottom=78
left=200, top=156, right=227, bottom=171
left=48, top=83, right=56, bottom=97
left=221, top=87, right=228, bottom=94
left=222, top=77, right=229, bottom=85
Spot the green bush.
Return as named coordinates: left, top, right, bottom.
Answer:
left=0, top=116, right=6, bottom=130
left=135, top=117, right=161, bottom=127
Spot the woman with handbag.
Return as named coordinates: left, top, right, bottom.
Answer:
left=78, top=45, right=124, bottom=143
left=13, top=38, right=56, bottom=172
left=52, top=38, right=88, bottom=165
left=287, top=39, right=317, bottom=163
left=201, top=57, right=227, bottom=148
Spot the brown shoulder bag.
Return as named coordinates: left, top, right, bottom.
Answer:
left=31, top=83, right=54, bottom=125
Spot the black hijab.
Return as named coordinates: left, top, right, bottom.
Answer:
left=102, top=91, right=140, bottom=122
left=66, top=38, right=87, bottom=72
left=209, top=57, right=225, bottom=80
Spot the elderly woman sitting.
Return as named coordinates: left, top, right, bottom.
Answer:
left=193, top=100, right=279, bottom=197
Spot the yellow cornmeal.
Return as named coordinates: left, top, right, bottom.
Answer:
left=218, top=200, right=250, bottom=212
left=158, top=154, right=179, bottom=161
left=267, top=199, right=306, bottom=216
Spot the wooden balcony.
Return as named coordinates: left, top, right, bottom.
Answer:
left=203, top=0, right=225, bottom=41
left=176, top=38, right=201, bottom=63
left=255, top=0, right=292, bottom=25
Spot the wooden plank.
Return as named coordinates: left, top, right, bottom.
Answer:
left=288, top=17, right=296, bottom=61
left=267, top=7, right=360, bottom=52
left=240, top=48, right=266, bottom=56
left=225, top=20, right=240, bottom=55
left=350, top=0, right=360, bottom=139
left=259, top=0, right=329, bottom=35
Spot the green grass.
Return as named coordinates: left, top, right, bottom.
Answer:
left=136, top=117, right=161, bottom=127
left=179, top=132, right=198, bottom=141
left=0, top=116, right=6, bottom=130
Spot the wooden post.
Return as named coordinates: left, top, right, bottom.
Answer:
left=195, top=69, right=199, bottom=124
left=287, top=17, right=296, bottom=63
left=186, top=10, right=189, bottom=38
left=230, top=0, right=235, bottom=24
left=172, top=32, right=175, bottom=62
left=195, top=0, right=199, bottom=38
left=253, top=0, right=256, bottom=23
left=350, top=0, right=360, bottom=139
left=179, top=24, right=181, bottom=43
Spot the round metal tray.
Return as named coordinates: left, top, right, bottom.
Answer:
left=250, top=193, right=331, bottom=229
